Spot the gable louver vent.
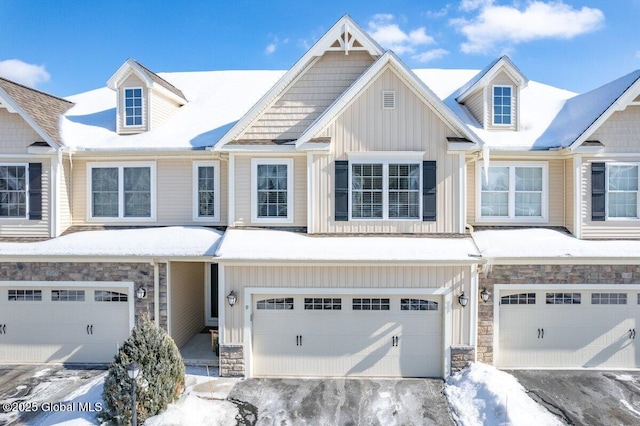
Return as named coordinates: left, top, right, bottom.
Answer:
left=382, top=91, right=396, bottom=109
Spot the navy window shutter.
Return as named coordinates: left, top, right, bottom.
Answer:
left=28, top=162, right=42, bottom=220
left=591, top=162, right=606, bottom=221
left=423, top=161, right=436, bottom=222
left=335, top=161, right=349, bottom=221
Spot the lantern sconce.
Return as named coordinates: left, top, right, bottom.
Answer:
left=458, top=292, right=469, bottom=308
left=135, top=285, right=147, bottom=300
left=480, top=288, right=491, bottom=303
left=227, top=290, right=237, bottom=307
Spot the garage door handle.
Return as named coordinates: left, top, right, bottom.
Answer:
left=0, top=324, right=4, bottom=334
left=630, top=329, right=636, bottom=339
left=537, top=328, right=540, bottom=339
left=541, top=328, right=544, bottom=339
left=87, top=325, right=90, bottom=335
left=90, top=325, right=93, bottom=335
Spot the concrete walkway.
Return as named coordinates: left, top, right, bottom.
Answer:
left=227, top=377, right=454, bottom=425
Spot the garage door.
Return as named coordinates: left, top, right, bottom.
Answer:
left=252, top=295, right=442, bottom=378
left=0, top=285, right=131, bottom=363
left=498, top=290, right=640, bottom=369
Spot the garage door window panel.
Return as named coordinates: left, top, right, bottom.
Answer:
left=546, top=292, right=581, bottom=304
left=352, top=298, right=390, bottom=311
left=401, top=298, right=438, bottom=311
left=304, top=298, right=341, bottom=310
left=95, top=290, right=128, bottom=302
left=52, top=290, right=85, bottom=302
left=8, top=289, right=41, bottom=301
left=256, top=298, right=294, bottom=310
left=592, top=293, right=627, bottom=305
left=500, top=293, right=536, bottom=305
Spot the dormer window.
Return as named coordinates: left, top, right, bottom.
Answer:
left=493, top=85, right=512, bottom=125
left=124, top=88, right=143, bottom=126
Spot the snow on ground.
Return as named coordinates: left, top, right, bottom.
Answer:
left=445, top=363, right=562, bottom=426
left=35, top=374, right=106, bottom=425
left=0, top=226, right=222, bottom=257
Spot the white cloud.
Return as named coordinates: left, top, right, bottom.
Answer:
left=459, top=0, right=493, bottom=12
left=453, top=1, right=604, bottom=54
left=412, top=48, right=450, bottom=63
left=425, top=7, right=450, bottom=19
left=264, top=36, right=289, bottom=55
left=265, top=43, right=277, bottom=55
left=367, top=14, right=435, bottom=55
left=0, top=59, right=50, bottom=88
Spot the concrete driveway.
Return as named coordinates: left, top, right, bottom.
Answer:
left=227, top=378, right=454, bottom=425
left=510, top=370, right=640, bottom=426
left=0, top=364, right=105, bottom=425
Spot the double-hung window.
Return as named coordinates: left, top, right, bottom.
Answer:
left=89, top=163, right=155, bottom=220
left=607, top=164, right=639, bottom=219
left=479, top=162, right=547, bottom=221
left=0, top=164, right=27, bottom=218
left=493, top=85, right=512, bottom=125
left=193, top=161, right=220, bottom=221
left=124, top=87, right=143, bottom=126
left=350, top=157, right=421, bottom=220
left=251, top=158, right=293, bottom=223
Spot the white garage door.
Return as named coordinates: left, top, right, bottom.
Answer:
left=252, top=295, right=442, bottom=378
left=498, top=290, right=640, bottom=369
left=0, top=285, right=131, bottom=363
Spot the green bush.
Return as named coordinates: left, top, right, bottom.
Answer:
left=101, top=314, right=185, bottom=425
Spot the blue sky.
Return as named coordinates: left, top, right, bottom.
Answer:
left=0, top=0, right=639, bottom=97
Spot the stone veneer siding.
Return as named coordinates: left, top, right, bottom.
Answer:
left=0, top=262, right=168, bottom=330
left=451, top=345, right=475, bottom=372
left=478, top=264, right=640, bottom=364
left=220, top=344, right=245, bottom=377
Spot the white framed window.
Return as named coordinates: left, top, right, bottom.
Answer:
left=193, top=161, right=220, bottom=222
left=477, top=162, right=548, bottom=221
left=251, top=158, right=294, bottom=223
left=492, top=85, right=513, bottom=126
left=0, top=164, right=27, bottom=218
left=607, top=163, right=639, bottom=219
left=349, top=155, right=422, bottom=220
left=88, top=162, right=156, bottom=221
left=124, top=87, right=143, bottom=126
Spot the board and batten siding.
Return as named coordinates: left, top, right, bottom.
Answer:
left=232, top=155, right=307, bottom=227
left=118, top=73, right=148, bottom=134
left=588, top=107, right=640, bottom=153
left=312, top=67, right=463, bottom=233
left=0, top=109, right=42, bottom=155
left=466, top=158, right=566, bottom=227
left=0, top=157, right=51, bottom=238
left=581, top=155, right=640, bottom=239
left=241, top=51, right=375, bottom=141
left=71, top=157, right=227, bottom=226
left=150, top=89, right=181, bottom=129
left=223, top=264, right=471, bottom=346
left=169, top=262, right=205, bottom=348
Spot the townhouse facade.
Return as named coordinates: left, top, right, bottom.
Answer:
left=1, top=16, right=640, bottom=378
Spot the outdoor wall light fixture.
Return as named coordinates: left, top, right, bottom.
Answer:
left=227, top=290, right=237, bottom=307
left=126, top=361, right=141, bottom=426
left=458, top=292, right=469, bottom=307
left=135, top=285, right=147, bottom=300
left=480, top=288, right=491, bottom=303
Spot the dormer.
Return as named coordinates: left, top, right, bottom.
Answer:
left=107, top=59, right=187, bottom=135
left=455, top=56, right=528, bottom=131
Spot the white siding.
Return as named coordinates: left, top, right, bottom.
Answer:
left=242, top=51, right=375, bottom=140
left=565, top=158, right=574, bottom=234
left=169, top=262, right=205, bottom=348
left=313, top=67, right=463, bottom=233
left=465, top=89, right=485, bottom=126
left=223, top=265, right=470, bottom=346
left=0, top=109, right=41, bottom=154
left=150, top=89, right=181, bottom=129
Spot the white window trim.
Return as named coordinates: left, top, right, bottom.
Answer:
left=87, top=162, right=156, bottom=222
left=0, top=163, right=29, bottom=220
left=123, top=86, right=144, bottom=128
left=605, top=162, right=640, bottom=221
left=491, top=84, right=514, bottom=127
left=475, top=161, right=548, bottom=223
left=348, top=156, right=423, bottom=221
left=192, top=161, right=221, bottom=222
left=251, top=158, right=294, bottom=224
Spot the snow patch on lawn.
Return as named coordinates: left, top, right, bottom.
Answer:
left=145, top=395, right=238, bottom=426
left=36, top=374, right=105, bottom=425
left=33, top=368, right=52, bottom=378
left=445, top=363, right=562, bottom=426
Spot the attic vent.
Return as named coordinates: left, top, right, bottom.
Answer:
left=383, top=91, right=396, bottom=109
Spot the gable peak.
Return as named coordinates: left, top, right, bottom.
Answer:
left=318, top=15, right=384, bottom=57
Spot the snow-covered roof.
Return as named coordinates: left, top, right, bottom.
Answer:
left=215, top=228, right=481, bottom=263
left=61, top=70, right=284, bottom=150
left=0, top=226, right=223, bottom=258
left=473, top=228, right=640, bottom=261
